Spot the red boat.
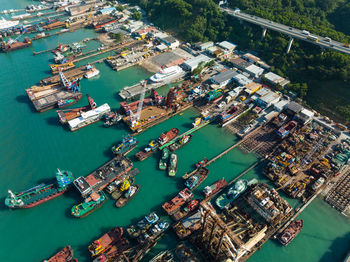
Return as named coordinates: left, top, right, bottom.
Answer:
left=196, top=158, right=208, bottom=168
left=88, top=227, right=124, bottom=258
left=1, top=37, right=32, bottom=52
left=277, top=220, right=303, bottom=246
left=162, top=188, right=193, bottom=216
left=219, top=105, right=238, bottom=123
left=135, top=128, right=179, bottom=161
left=93, top=238, right=129, bottom=262
left=44, top=245, right=75, bottom=262
left=202, top=178, right=228, bottom=198
left=171, top=199, right=199, bottom=221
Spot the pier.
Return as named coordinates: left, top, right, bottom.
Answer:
left=325, top=171, right=350, bottom=215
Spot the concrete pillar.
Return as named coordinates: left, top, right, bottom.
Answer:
left=286, top=37, right=294, bottom=54
left=261, top=27, right=267, bottom=40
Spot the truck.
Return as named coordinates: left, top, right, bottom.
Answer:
left=302, top=30, right=310, bottom=35
left=325, top=37, right=332, bottom=42
left=344, top=43, right=350, bottom=48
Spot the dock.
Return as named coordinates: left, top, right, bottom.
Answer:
left=325, top=171, right=350, bottom=215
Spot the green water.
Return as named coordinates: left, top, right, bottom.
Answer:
left=1, top=1, right=349, bottom=261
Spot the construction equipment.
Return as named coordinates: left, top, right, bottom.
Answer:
left=58, top=69, right=80, bottom=93
left=130, top=80, right=147, bottom=128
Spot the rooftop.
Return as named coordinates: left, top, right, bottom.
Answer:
left=218, top=41, right=237, bottom=50
left=211, top=69, right=238, bottom=84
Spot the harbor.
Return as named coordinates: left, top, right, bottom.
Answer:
left=0, top=0, right=350, bottom=262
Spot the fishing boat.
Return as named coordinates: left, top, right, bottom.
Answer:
left=5, top=169, right=74, bottom=209
left=71, top=191, right=106, bottom=218
left=277, top=220, right=303, bottom=246
left=137, top=221, right=170, bottom=244
left=168, top=153, right=178, bottom=177
left=104, top=111, right=122, bottom=127
left=115, top=184, right=140, bottom=208
left=171, top=199, right=199, bottom=221
left=110, top=177, right=134, bottom=200
left=92, top=238, right=129, bottom=262
left=137, top=212, right=160, bottom=230
left=57, top=93, right=82, bottom=109
left=44, top=245, right=76, bottom=262
left=159, top=148, right=169, bottom=170
left=111, top=135, right=138, bottom=155
left=184, top=167, right=209, bottom=190
left=202, top=178, right=227, bottom=198
left=216, top=179, right=257, bottom=210
left=88, top=227, right=124, bottom=258
left=169, top=134, right=192, bottom=151
left=158, top=128, right=179, bottom=146
left=196, top=157, right=208, bottom=168
left=162, top=188, right=193, bottom=216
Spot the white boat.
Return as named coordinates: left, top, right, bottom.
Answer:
left=68, top=103, right=110, bottom=131
left=0, top=17, right=19, bottom=30
left=84, top=66, right=100, bottom=79
left=149, top=66, right=183, bottom=83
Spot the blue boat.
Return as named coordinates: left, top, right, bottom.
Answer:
left=111, top=135, right=138, bottom=155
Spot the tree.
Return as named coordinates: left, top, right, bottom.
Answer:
left=109, top=32, right=124, bottom=43
left=131, top=11, right=142, bottom=20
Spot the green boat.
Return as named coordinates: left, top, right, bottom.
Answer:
left=111, top=177, right=134, bottom=200
left=159, top=148, right=169, bottom=170
left=71, top=191, right=106, bottom=218
left=168, top=153, right=178, bottom=177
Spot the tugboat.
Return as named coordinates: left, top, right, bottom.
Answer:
left=110, top=177, right=134, bottom=200
left=5, top=169, right=74, bottom=209
left=137, top=221, right=170, bottom=244
left=168, top=152, right=178, bottom=177
left=88, top=227, right=124, bottom=258
left=196, top=157, right=208, bottom=168
left=169, top=134, right=192, bottom=151
left=115, top=184, right=140, bottom=208
left=44, top=245, right=76, bottom=262
left=104, top=111, right=122, bottom=127
left=171, top=199, right=199, bottom=221
left=137, top=212, right=160, bottom=230
left=203, top=178, right=227, bottom=198
left=216, top=179, right=257, bottom=210
left=57, top=93, right=82, bottom=109
left=159, top=148, right=169, bottom=170
left=85, top=64, right=100, bottom=79
left=71, top=191, right=106, bottom=218
left=162, top=188, right=193, bottom=216
left=111, top=135, right=138, bottom=155
left=277, top=220, right=303, bottom=246
left=184, top=167, right=209, bottom=190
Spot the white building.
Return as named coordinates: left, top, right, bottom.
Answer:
left=232, top=74, right=252, bottom=86
left=217, top=41, right=237, bottom=52
left=244, top=64, right=264, bottom=78
left=181, top=54, right=212, bottom=71
left=264, top=72, right=290, bottom=87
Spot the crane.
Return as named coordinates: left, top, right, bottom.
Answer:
left=58, top=69, right=80, bottom=93
left=86, top=0, right=96, bottom=25
left=130, top=80, right=147, bottom=128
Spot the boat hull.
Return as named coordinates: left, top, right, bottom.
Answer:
left=7, top=190, right=66, bottom=209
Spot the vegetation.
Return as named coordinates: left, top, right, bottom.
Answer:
left=126, top=0, right=350, bottom=123
left=108, top=32, right=124, bottom=43
left=131, top=11, right=143, bottom=20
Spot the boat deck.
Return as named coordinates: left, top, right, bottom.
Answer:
left=31, top=90, right=82, bottom=112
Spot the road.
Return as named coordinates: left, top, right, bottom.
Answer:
left=221, top=7, right=350, bottom=55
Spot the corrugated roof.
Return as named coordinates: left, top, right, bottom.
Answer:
left=211, top=70, right=238, bottom=84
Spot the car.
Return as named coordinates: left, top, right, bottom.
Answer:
left=217, top=101, right=226, bottom=108
left=289, top=27, right=293, bottom=30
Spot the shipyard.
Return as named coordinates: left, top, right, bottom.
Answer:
left=1, top=0, right=350, bottom=262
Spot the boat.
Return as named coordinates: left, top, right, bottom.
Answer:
left=162, top=188, right=193, bottom=215
left=192, top=117, right=202, bottom=127
left=5, top=169, right=74, bottom=209
left=104, top=111, right=122, bottom=127
left=168, top=152, right=178, bottom=177
left=93, top=16, right=118, bottom=29
left=149, top=66, right=184, bottom=83
left=111, top=135, right=138, bottom=155
left=150, top=250, right=174, bottom=262
left=85, top=65, right=100, bottom=79
left=277, top=219, right=303, bottom=246
left=129, top=212, right=160, bottom=238
left=135, top=140, right=159, bottom=161
left=88, top=227, right=124, bottom=258
left=311, top=177, right=325, bottom=190
left=92, top=238, right=129, bottom=262
left=203, top=178, right=227, bottom=198
left=68, top=103, right=111, bottom=131
left=173, top=210, right=202, bottom=239
left=184, top=167, right=209, bottom=190
left=71, top=191, right=106, bottom=218
left=115, top=184, right=140, bottom=208
left=171, top=199, right=199, bottom=221
left=218, top=105, right=238, bottom=123
left=159, top=148, right=169, bottom=170
left=57, top=94, right=97, bottom=124
left=135, top=128, right=179, bottom=161
left=169, top=134, right=192, bottom=151
left=216, top=179, right=257, bottom=209
left=0, top=17, right=19, bottom=30
left=196, top=157, right=208, bottom=168
left=110, top=177, right=134, bottom=200
left=137, top=221, right=170, bottom=244
left=1, top=37, right=31, bottom=52
left=57, top=93, right=82, bottom=109
left=44, top=245, right=75, bottom=262
left=50, top=62, right=75, bottom=74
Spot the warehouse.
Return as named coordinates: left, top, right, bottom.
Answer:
left=181, top=54, right=211, bottom=71
left=210, top=70, right=238, bottom=87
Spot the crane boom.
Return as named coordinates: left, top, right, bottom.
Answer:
left=136, top=80, right=147, bottom=122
